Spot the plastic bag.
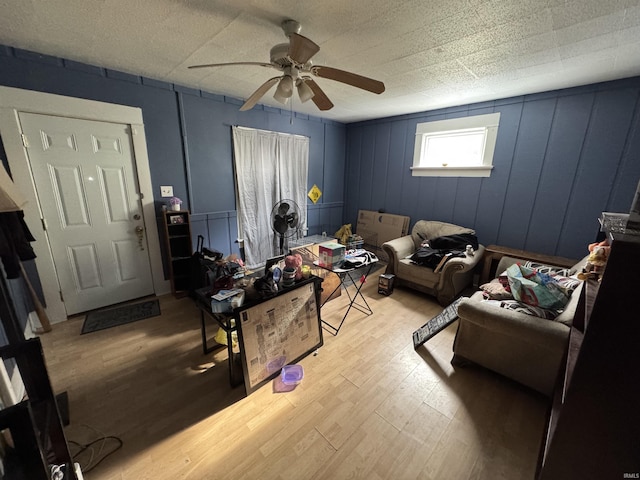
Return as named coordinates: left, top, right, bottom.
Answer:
left=506, top=263, right=570, bottom=310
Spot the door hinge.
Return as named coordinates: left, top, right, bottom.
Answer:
left=41, top=217, right=47, bottom=231
left=59, top=291, right=64, bottom=302
left=21, top=134, right=29, bottom=148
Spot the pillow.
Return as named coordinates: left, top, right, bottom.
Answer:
left=484, top=299, right=561, bottom=320
left=550, top=273, right=581, bottom=293
left=523, top=261, right=576, bottom=278
left=480, top=279, right=513, bottom=300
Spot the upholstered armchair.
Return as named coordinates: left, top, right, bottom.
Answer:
left=382, top=220, right=485, bottom=305
left=452, top=254, right=588, bottom=397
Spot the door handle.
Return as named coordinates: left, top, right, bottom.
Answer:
left=135, top=225, right=145, bottom=251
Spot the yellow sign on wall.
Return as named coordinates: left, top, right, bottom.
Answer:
left=308, top=184, right=322, bottom=204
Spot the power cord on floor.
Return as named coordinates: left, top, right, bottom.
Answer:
left=68, top=424, right=124, bottom=474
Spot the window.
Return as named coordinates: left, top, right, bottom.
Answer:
left=412, top=112, right=500, bottom=177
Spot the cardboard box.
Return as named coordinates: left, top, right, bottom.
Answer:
left=356, top=210, right=410, bottom=249
left=211, top=289, right=245, bottom=313
left=318, top=242, right=345, bottom=268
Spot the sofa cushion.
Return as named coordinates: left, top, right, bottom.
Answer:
left=398, top=258, right=439, bottom=288
left=485, top=299, right=561, bottom=320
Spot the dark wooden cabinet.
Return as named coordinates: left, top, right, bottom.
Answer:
left=0, top=340, right=79, bottom=479
left=538, top=233, right=640, bottom=479
left=161, top=209, right=193, bottom=298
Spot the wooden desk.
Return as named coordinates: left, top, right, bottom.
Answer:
left=480, top=245, right=578, bottom=285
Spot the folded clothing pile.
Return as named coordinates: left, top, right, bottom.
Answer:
left=339, top=249, right=378, bottom=269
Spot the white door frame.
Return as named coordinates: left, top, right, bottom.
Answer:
left=0, top=86, right=169, bottom=323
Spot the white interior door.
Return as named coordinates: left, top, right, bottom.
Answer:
left=19, top=112, right=154, bottom=315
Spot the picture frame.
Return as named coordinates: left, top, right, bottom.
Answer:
left=235, top=278, right=323, bottom=394
left=169, top=215, right=184, bottom=224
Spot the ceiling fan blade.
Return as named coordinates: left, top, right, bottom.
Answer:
left=288, top=33, right=320, bottom=65
left=303, top=78, right=334, bottom=111
left=310, top=66, right=385, bottom=94
left=239, top=77, right=281, bottom=111
left=188, top=61, right=275, bottom=70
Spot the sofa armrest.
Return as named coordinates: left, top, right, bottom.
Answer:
left=437, top=245, right=486, bottom=289
left=433, top=245, right=485, bottom=305
left=382, top=235, right=415, bottom=274
left=457, top=294, right=570, bottom=347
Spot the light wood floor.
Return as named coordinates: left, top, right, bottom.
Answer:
left=38, top=274, right=548, bottom=480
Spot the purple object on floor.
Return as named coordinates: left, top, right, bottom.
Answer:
left=281, top=364, right=304, bottom=385
left=267, top=355, right=286, bottom=374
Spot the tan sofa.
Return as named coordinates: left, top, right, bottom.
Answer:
left=452, top=254, right=588, bottom=397
left=382, top=220, right=485, bottom=306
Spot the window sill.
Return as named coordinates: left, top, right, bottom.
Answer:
left=410, top=165, right=493, bottom=177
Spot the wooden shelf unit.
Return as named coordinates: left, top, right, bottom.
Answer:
left=537, top=233, right=640, bottom=479
left=161, top=209, right=193, bottom=298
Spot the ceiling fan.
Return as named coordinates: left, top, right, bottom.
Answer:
left=188, top=19, right=385, bottom=112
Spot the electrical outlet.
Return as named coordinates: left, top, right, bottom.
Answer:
left=160, top=186, right=173, bottom=197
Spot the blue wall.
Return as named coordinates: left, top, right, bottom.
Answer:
left=344, top=78, right=640, bottom=258
left=2, top=44, right=640, bottom=266
left=0, top=45, right=347, bottom=263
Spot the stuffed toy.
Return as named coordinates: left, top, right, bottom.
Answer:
left=588, top=239, right=611, bottom=257
left=335, top=224, right=352, bottom=245
left=577, top=240, right=610, bottom=280
left=285, top=253, right=303, bottom=280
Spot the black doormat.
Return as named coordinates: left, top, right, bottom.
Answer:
left=412, top=296, right=465, bottom=349
left=81, top=299, right=160, bottom=334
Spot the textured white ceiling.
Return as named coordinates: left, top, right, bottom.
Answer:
left=1, top=0, right=639, bottom=123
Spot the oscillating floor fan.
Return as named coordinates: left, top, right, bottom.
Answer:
left=270, top=199, right=301, bottom=254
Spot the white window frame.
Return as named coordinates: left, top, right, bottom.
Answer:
left=411, top=112, right=500, bottom=177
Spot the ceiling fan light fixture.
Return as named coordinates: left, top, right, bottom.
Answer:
left=273, top=89, right=289, bottom=104
left=274, top=75, right=294, bottom=104
left=279, top=75, right=294, bottom=94
left=296, top=79, right=315, bottom=103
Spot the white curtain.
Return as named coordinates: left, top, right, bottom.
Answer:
left=232, top=126, right=309, bottom=268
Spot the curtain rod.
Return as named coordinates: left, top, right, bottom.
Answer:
left=227, top=124, right=309, bottom=139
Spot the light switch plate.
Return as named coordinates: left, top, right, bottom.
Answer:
left=160, top=186, right=173, bottom=197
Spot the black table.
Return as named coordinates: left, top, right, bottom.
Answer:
left=194, top=286, right=243, bottom=387
left=193, top=275, right=324, bottom=389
